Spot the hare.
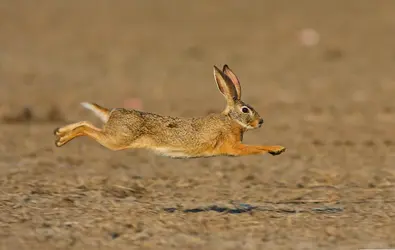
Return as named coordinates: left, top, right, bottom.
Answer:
left=54, top=65, right=286, bottom=158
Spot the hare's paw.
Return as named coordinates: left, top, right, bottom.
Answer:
left=54, top=126, right=68, bottom=136
left=54, top=133, right=70, bottom=147
left=268, top=146, right=286, bottom=156
left=54, top=127, right=70, bottom=147
left=55, top=137, right=63, bottom=147
left=54, top=127, right=61, bottom=136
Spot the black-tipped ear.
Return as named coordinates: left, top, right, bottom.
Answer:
left=213, top=65, right=238, bottom=105
left=223, top=64, right=241, bottom=100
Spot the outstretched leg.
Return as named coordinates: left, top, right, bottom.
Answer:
left=225, top=143, right=286, bottom=156
left=54, top=121, right=120, bottom=150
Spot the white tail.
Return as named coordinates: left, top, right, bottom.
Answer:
left=81, top=102, right=110, bottom=123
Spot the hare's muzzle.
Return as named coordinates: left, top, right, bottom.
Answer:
left=258, top=119, right=264, bottom=127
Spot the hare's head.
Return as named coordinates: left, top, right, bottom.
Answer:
left=213, top=65, right=264, bottom=130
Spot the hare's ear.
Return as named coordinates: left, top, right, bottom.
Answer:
left=223, top=64, right=241, bottom=100
left=213, top=65, right=238, bottom=105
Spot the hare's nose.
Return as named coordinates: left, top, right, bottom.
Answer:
left=259, top=119, right=264, bottom=126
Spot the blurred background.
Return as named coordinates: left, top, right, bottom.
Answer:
left=1, top=1, right=395, bottom=249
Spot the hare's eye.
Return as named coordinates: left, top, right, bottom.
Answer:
left=241, top=107, right=249, bottom=113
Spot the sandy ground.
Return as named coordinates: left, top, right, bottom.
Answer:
left=1, top=1, right=395, bottom=249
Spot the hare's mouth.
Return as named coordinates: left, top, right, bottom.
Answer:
left=245, top=123, right=258, bottom=130
left=234, top=119, right=262, bottom=130
left=250, top=119, right=264, bottom=129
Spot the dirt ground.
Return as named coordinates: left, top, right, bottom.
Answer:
left=1, top=1, right=395, bottom=249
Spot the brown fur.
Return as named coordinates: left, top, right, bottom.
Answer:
left=54, top=65, right=286, bottom=158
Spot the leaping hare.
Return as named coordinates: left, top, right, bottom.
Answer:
left=54, top=65, right=286, bottom=158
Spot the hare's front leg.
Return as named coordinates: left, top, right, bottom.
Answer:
left=227, top=143, right=286, bottom=156
left=54, top=121, right=121, bottom=150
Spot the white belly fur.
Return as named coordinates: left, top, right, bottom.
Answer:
left=153, top=147, right=190, bottom=158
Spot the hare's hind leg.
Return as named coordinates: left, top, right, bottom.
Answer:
left=54, top=121, right=120, bottom=150
left=54, top=121, right=92, bottom=136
